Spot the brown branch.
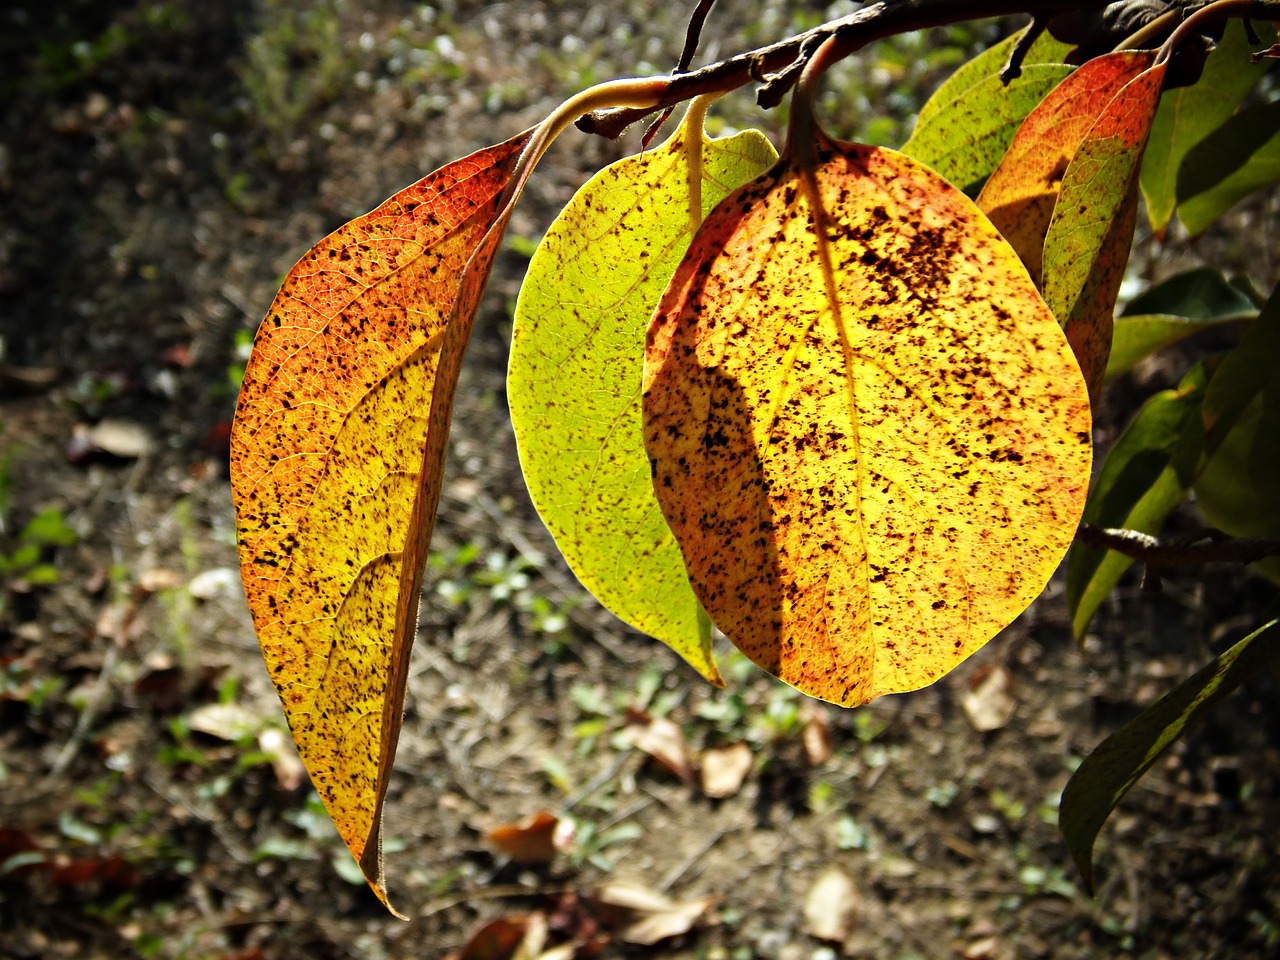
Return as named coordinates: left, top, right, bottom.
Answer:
left=1076, top=523, right=1280, bottom=568
left=578, top=0, right=1092, bottom=138
left=576, top=0, right=1280, bottom=139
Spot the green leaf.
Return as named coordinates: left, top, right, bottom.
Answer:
left=1061, top=616, right=1280, bottom=894
left=508, top=103, right=777, bottom=684
left=1106, top=314, right=1248, bottom=380
left=1194, top=289, right=1280, bottom=581
left=1177, top=99, right=1280, bottom=237
left=1122, top=266, right=1258, bottom=320
left=1195, top=386, right=1280, bottom=583
left=1108, top=268, right=1259, bottom=378
left=1200, top=282, right=1280, bottom=452
left=901, top=27, right=1072, bottom=191
left=1139, top=20, right=1270, bottom=237
left=1067, top=363, right=1210, bottom=637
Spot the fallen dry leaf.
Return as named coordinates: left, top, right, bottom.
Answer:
left=591, top=882, right=717, bottom=946
left=187, top=567, right=239, bottom=601
left=138, top=568, right=184, bottom=593
left=700, top=743, right=752, bottom=798
left=804, top=865, right=858, bottom=943
left=484, top=811, right=568, bottom=866
left=962, top=664, right=1017, bottom=732
left=449, top=913, right=538, bottom=960
left=801, top=702, right=833, bottom=766
left=258, top=727, right=306, bottom=791
left=625, top=711, right=695, bottom=782
left=186, top=703, right=259, bottom=742
left=76, top=419, right=155, bottom=459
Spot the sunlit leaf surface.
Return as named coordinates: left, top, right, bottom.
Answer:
left=644, top=124, right=1091, bottom=707
left=978, top=51, right=1154, bottom=285
left=1041, top=59, right=1166, bottom=402
left=509, top=106, right=776, bottom=682
left=902, top=27, right=1072, bottom=192
left=229, top=131, right=532, bottom=913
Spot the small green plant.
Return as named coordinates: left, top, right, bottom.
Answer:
left=0, top=504, right=77, bottom=622
left=241, top=0, right=350, bottom=151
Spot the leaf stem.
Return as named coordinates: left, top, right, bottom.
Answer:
left=1155, top=0, right=1265, bottom=65
left=501, top=77, right=671, bottom=213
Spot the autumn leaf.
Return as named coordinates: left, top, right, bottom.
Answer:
left=643, top=110, right=1092, bottom=706
left=509, top=100, right=777, bottom=683
left=977, top=50, right=1154, bottom=285
left=902, top=26, right=1073, bottom=192
left=229, top=130, right=533, bottom=915
left=1041, top=59, right=1166, bottom=402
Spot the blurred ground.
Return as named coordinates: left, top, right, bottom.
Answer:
left=1, top=2, right=1279, bottom=958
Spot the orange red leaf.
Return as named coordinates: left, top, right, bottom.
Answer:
left=977, top=50, right=1155, bottom=284
left=229, top=131, right=531, bottom=914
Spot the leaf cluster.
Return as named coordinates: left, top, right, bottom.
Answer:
left=227, top=0, right=1280, bottom=913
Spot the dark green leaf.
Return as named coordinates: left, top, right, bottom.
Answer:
left=1061, top=617, right=1280, bottom=894
left=1177, top=99, right=1280, bottom=237
left=1067, top=363, right=1209, bottom=637
left=1121, top=267, right=1257, bottom=320
left=1108, top=268, right=1259, bottom=378
left=1200, top=282, right=1280, bottom=452
left=1195, top=387, right=1280, bottom=583
left=1138, top=20, right=1270, bottom=237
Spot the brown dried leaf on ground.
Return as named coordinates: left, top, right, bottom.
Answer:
left=484, top=811, right=568, bottom=866
left=701, top=742, right=753, bottom=798
left=624, top=709, right=695, bottom=782
left=801, top=702, right=833, bottom=765
left=449, top=913, right=543, bottom=960
left=591, top=882, right=718, bottom=945
left=804, top=865, right=859, bottom=943
left=962, top=664, right=1017, bottom=732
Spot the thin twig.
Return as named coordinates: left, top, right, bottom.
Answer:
left=1076, top=523, right=1280, bottom=568
left=1001, top=14, right=1047, bottom=81
left=577, top=0, right=1280, bottom=139
left=577, top=0, right=1099, bottom=139
left=657, top=823, right=733, bottom=892
left=642, top=0, right=723, bottom=146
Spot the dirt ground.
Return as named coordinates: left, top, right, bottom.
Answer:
left=2, top=2, right=1279, bottom=958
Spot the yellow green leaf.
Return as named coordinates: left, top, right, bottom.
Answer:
left=229, top=131, right=532, bottom=915
left=902, top=27, right=1072, bottom=191
left=643, top=124, right=1092, bottom=707
left=509, top=102, right=777, bottom=682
